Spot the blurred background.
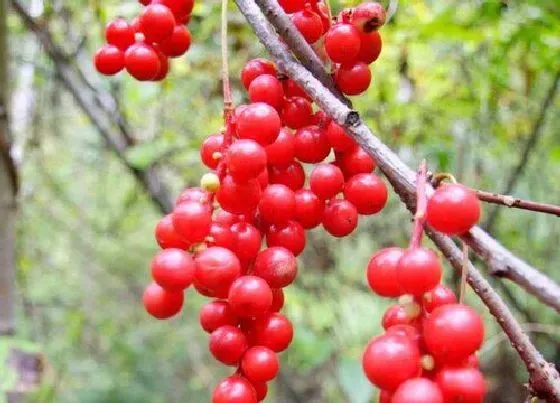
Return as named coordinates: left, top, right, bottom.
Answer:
left=1, top=0, right=559, bottom=402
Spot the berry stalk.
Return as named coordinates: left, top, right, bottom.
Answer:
left=409, top=160, right=427, bottom=249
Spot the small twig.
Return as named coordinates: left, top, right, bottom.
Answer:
left=475, top=189, right=560, bottom=217
left=409, top=160, right=427, bottom=249
left=221, top=0, right=233, bottom=116
left=385, top=0, right=399, bottom=24
left=460, top=243, right=469, bottom=303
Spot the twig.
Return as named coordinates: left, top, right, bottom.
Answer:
left=409, top=160, right=427, bottom=249
left=233, top=0, right=560, bottom=398
left=475, top=189, right=560, bottom=217
left=221, top=0, right=232, bottom=115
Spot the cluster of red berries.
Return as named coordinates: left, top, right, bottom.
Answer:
left=94, top=0, right=193, bottom=81
left=280, top=0, right=385, bottom=96
left=363, top=183, right=487, bottom=402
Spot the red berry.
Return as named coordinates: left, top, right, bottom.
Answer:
left=423, top=284, right=457, bottom=313
left=143, top=282, right=184, bottom=319
left=208, top=222, right=236, bottom=250
left=155, top=214, right=190, bottom=249
left=426, top=184, right=481, bottom=235
left=322, top=199, right=358, bottom=237
left=269, top=161, right=305, bottom=191
left=94, top=45, right=124, bottom=76
left=214, top=210, right=242, bottom=227
left=337, top=147, right=375, bottom=177
left=325, top=23, right=361, bottom=64
left=358, top=30, right=382, bottom=64
left=392, top=378, right=444, bottom=403
left=386, top=324, right=421, bottom=344
left=227, top=140, right=267, bottom=182
left=278, top=0, right=305, bottom=13
left=139, top=0, right=150, bottom=5
left=249, top=313, right=293, bottom=352
left=229, top=276, right=273, bottom=317
left=265, top=128, right=296, bottom=168
left=344, top=173, right=387, bottom=214
left=139, top=4, right=176, bottom=43
left=382, top=304, right=418, bottom=330
left=241, top=59, right=277, bottom=90
left=248, top=74, right=284, bottom=110
left=335, top=62, right=371, bottom=96
left=199, top=300, right=239, bottom=333
left=362, top=333, right=421, bottom=391
left=212, top=376, right=257, bottom=403
left=291, top=8, right=323, bottom=44
left=259, top=184, right=296, bottom=225
left=266, top=221, right=306, bottom=256
left=194, top=247, right=241, bottom=298
left=124, top=43, right=161, bottom=81
left=257, top=169, right=269, bottom=190
left=254, top=247, right=298, bottom=288
left=176, top=187, right=210, bottom=205
left=231, top=222, right=262, bottom=262
left=366, top=247, right=405, bottom=297
left=237, top=103, right=281, bottom=146
left=294, top=126, right=331, bottom=163
left=217, top=175, right=261, bottom=215
left=325, top=121, right=356, bottom=152
left=424, top=304, right=484, bottom=364
left=270, top=288, right=285, bottom=312
left=379, top=390, right=393, bottom=403
left=151, top=248, right=195, bottom=290
left=154, top=0, right=194, bottom=19
left=158, top=25, right=191, bottom=57
left=251, top=381, right=268, bottom=401
left=105, top=18, right=135, bottom=51
left=436, top=367, right=486, bottom=403
left=151, top=47, right=170, bottom=81
left=282, top=97, right=313, bottom=129
left=209, top=325, right=249, bottom=365
left=294, top=189, right=324, bottom=229
left=172, top=200, right=212, bottom=243
left=310, top=163, right=345, bottom=200
left=200, top=134, right=224, bottom=170
left=241, top=346, right=279, bottom=382
left=396, top=247, right=442, bottom=296
left=351, top=2, right=386, bottom=32
left=283, top=79, right=311, bottom=100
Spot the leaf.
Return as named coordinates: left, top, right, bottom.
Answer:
left=337, top=358, right=373, bottom=403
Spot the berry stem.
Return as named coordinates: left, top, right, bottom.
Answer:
left=460, top=242, right=469, bottom=303
left=409, top=160, right=427, bottom=249
left=221, top=0, right=233, bottom=118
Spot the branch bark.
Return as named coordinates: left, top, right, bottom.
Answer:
left=234, top=0, right=560, bottom=399
left=9, top=0, right=174, bottom=214
left=474, top=189, right=560, bottom=217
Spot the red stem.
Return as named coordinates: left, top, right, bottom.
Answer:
left=409, top=160, right=428, bottom=249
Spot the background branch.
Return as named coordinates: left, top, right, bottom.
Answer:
left=475, top=189, right=560, bottom=217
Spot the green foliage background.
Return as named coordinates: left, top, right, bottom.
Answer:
left=5, top=0, right=560, bottom=402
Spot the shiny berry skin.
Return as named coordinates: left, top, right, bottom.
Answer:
left=362, top=333, right=421, bottom=391
left=266, top=221, right=306, bottom=256
left=199, top=300, right=239, bottom=333
left=143, top=282, right=184, bottom=319
left=159, top=25, right=191, bottom=57
left=208, top=222, right=236, bottom=250
left=176, top=187, right=209, bottom=205
left=124, top=43, right=161, bottom=81
left=426, top=184, right=481, bottom=235
left=436, top=367, right=486, bottom=403
left=335, top=62, right=371, bottom=96
left=294, top=126, right=331, bottom=163
left=265, top=129, right=296, bottom=168
left=151, top=248, right=195, bottom=290
left=241, top=59, right=277, bottom=89
left=94, top=45, right=124, bottom=76
left=351, top=2, right=386, bottom=32
left=194, top=247, right=241, bottom=298
left=367, top=247, right=405, bottom=297
left=283, top=79, right=311, bottom=100
left=337, top=147, right=375, bottom=177
left=254, top=247, right=298, bottom=288
left=231, top=222, right=262, bottom=262
left=259, top=184, right=296, bottom=225
left=172, top=201, right=212, bottom=243
left=278, top=0, right=305, bottom=13
left=217, top=176, right=261, bottom=215
left=386, top=324, right=421, bottom=344
left=214, top=210, right=241, bottom=227
left=322, top=199, right=358, bottom=237
left=310, top=164, right=345, bottom=200
left=212, top=376, right=257, bottom=403
left=423, top=284, right=457, bottom=313
left=382, top=304, right=418, bottom=330
left=227, top=140, right=267, bottom=182
left=325, top=23, right=361, bottom=64
left=294, top=189, right=324, bottom=229
left=209, top=325, right=249, bottom=365
left=325, top=121, right=356, bottom=152
left=228, top=276, right=273, bottom=317
left=396, top=247, right=442, bottom=296
left=154, top=0, right=194, bottom=19
left=344, top=173, right=388, bottom=214
left=424, top=304, right=484, bottom=364
left=282, top=97, right=313, bottom=129
left=200, top=134, right=224, bottom=170
left=241, top=346, right=279, bottom=382
left=155, top=214, right=190, bottom=249
left=392, top=378, right=444, bottom=403
left=248, top=74, right=284, bottom=110
left=249, top=313, right=293, bottom=352
left=139, top=4, right=176, bottom=43
left=269, top=161, right=305, bottom=191
left=270, top=288, right=285, bottom=312
left=358, top=30, right=382, bottom=64
left=237, top=103, right=281, bottom=146
left=291, top=8, right=323, bottom=43
left=105, top=18, right=135, bottom=51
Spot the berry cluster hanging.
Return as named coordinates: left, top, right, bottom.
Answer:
left=94, top=0, right=194, bottom=81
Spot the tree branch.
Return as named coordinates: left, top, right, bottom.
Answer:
left=234, top=0, right=560, bottom=398
left=474, top=189, right=560, bottom=217
left=9, top=0, right=174, bottom=214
